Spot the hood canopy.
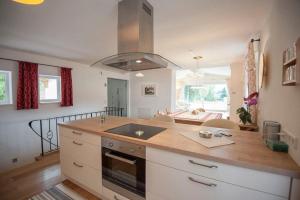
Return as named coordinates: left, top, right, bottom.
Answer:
left=91, top=0, right=181, bottom=71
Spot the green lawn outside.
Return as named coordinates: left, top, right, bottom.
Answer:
left=0, top=73, right=6, bottom=101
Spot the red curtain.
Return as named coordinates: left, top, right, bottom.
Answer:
left=17, top=62, right=39, bottom=110
left=61, top=67, right=73, bottom=107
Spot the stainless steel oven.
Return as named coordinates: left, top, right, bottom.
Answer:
left=102, top=137, right=146, bottom=200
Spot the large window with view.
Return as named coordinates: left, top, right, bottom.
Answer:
left=176, top=67, right=230, bottom=116
left=39, top=75, right=61, bottom=103
left=0, top=70, right=12, bottom=105
left=181, top=84, right=228, bottom=111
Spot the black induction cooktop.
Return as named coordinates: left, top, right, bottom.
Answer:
left=105, top=123, right=166, bottom=140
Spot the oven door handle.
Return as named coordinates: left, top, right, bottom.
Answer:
left=104, top=152, right=137, bottom=165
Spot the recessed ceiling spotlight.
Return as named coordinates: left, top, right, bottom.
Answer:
left=135, top=72, right=144, bottom=77
left=193, top=56, right=203, bottom=60
left=13, top=0, right=44, bottom=5
left=136, top=60, right=142, bottom=63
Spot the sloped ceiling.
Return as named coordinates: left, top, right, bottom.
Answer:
left=0, top=0, right=272, bottom=69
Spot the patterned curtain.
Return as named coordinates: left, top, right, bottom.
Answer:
left=245, top=42, right=257, bottom=123
left=17, top=62, right=39, bottom=110
left=61, top=67, right=73, bottom=107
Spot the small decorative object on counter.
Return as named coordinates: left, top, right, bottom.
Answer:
left=100, top=114, right=106, bottom=124
left=236, top=92, right=258, bottom=125
left=199, top=131, right=212, bottom=139
left=239, top=123, right=259, bottom=132
left=266, top=139, right=289, bottom=153
left=263, top=121, right=281, bottom=142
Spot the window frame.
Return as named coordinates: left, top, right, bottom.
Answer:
left=38, top=74, right=61, bottom=104
left=0, top=70, right=13, bottom=105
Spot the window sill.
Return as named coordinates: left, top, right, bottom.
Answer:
left=0, top=103, right=13, bottom=106
left=40, top=101, right=61, bottom=104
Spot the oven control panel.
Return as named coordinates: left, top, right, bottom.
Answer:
left=102, top=137, right=146, bottom=159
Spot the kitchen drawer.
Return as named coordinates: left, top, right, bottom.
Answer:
left=102, top=187, right=130, bottom=200
left=60, top=135, right=101, bottom=169
left=146, top=147, right=290, bottom=198
left=146, top=161, right=287, bottom=200
left=61, top=155, right=102, bottom=194
left=146, top=192, right=165, bottom=200
left=59, top=126, right=101, bottom=146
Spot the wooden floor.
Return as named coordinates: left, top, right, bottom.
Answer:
left=0, top=153, right=101, bottom=200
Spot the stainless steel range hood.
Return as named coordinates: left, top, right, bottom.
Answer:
left=91, top=0, right=180, bottom=71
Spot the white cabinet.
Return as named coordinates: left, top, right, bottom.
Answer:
left=60, top=127, right=102, bottom=195
left=60, top=135, right=100, bottom=169
left=146, top=161, right=287, bottom=200
left=147, top=147, right=290, bottom=198
left=60, top=154, right=101, bottom=194
left=60, top=126, right=101, bottom=146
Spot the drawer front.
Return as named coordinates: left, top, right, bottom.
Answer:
left=60, top=135, right=101, bottom=169
left=102, top=187, right=130, bottom=200
left=146, top=147, right=290, bottom=198
left=146, top=192, right=165, bottom=200
left=59, top=126, right=101, bottom=146
left=146, top=161, right=287, bottom=200
left=61, top=155, right=102, bottom=194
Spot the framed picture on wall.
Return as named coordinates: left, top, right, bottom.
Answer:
left=142, top=83, right=157, bottom=96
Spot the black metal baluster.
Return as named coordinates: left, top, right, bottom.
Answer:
left=40, top=120, right=44, bottom=156
left=48, top=119, right=52, bottom=151
left=55, top=118, right=58, bottom=150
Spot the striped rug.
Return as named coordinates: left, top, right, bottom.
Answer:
left=29, top=184, right=86, bottom=200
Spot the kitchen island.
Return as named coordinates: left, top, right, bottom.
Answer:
left=59, top=116, right=300, bottom=200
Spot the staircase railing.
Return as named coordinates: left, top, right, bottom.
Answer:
left=28, top=107, right=124, bottom=157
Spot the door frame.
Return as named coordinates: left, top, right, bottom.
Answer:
left=107, top=77, right=129, bottom=116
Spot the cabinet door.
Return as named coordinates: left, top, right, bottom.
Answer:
left=146, top=161, right=287, bottom=200
left=60, top=154, right=102, bottom=194
left=146, top=147, right=290, bottom=198
left=60, top=135, right=101, bottom=169
left=59, top=126, right=101, bottom=146
left=59, top=129, right=102, bottom=195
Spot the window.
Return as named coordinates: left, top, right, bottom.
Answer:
left=0, top=70, right=12, bottom=105
left=182, top=84, right=229, bottom=111
left=176, top=68, right=230, bottom=114
left=39, top=75, right=61, bottom=103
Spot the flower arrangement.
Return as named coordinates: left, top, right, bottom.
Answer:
left=236, top=92, right=258, bottom=125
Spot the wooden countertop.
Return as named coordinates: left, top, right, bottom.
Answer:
left=59, top=116, right=300, bottom=178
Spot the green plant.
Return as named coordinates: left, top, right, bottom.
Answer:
left=236, top=107, right=252, bottom=125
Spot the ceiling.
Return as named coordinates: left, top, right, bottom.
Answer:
left=0, top=0, right=272, bottom=69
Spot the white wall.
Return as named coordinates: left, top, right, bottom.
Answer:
left=229, top=62, right=245, bottom=122
left=0, top=47, right=129, bottom=172
left=258, top=0, right=300, bottom=165
left=130, top=68, right=175, bottom=118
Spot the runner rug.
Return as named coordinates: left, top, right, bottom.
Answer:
left=28, top=184, right=86, bottom=200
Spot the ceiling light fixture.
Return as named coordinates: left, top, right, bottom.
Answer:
left=135, top=60, right=142, bottom=64
left=193, top=56, right=203, bottom=60
left=135, top=72, right=144, bottom=78
left=13, top=0, right=44, bottom=5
